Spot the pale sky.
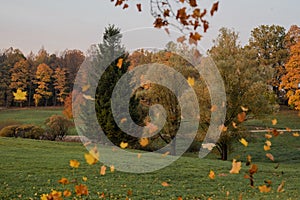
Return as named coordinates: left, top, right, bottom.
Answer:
left=0, top=0, right=299, bottom=55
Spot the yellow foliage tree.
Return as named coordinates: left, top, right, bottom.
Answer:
left=280, top=41, right=300, bottom=110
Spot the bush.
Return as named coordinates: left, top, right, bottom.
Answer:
left=45, top=115, right=73, bottom=141
left=0, top=124, right=44, bottom=139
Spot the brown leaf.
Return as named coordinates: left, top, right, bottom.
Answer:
left=266, top=153, right=274, bottom=161
left=163, top=9, right=170, bottom=17
left=203, top=20, right=209, bottom=33
left=177, top=36, right=186, bottom=43
left=189, top=32, right=202, bottom=45
left=189, top=0, right=197, bottom=7
left=136, top=4, right=142, bottom=12
left=115, top=0, right=124, bottom=6
left=161, top=182, right=170, bottom=187
left=210, top=1, right=219, bottom=16
left=237, top=112, right=246, bottom=123
left=272, top=129, right=279, bottom=137
left=123, top=3, right=128, bottom=9
left=277, top=181, right=285, bottom=192
left=249, top=164, right=258, bottom=175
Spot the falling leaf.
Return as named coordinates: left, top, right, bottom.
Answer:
left=63, top=190, right=72, bottom=197
left=136, top=3, right=142, bottom=12
left=241, top=106, right=249, bottom=112
left=208, top=170, right=215, bottom=179
left=163, top=9, right=170, bottom=17
left=246, top=155, right=252, bottom=166
left=13, top=88, right=27, bottom=101
left=110, top=165, right=115, bottom=173
left=210, top=105, right=218, bottom=112
left=210, top=1, right=219, bottom=16
left=162, top=151, right=170, bottom=157
left=120, top=118, right=127, bottom=124
left=265, top=134, right=273, bottom=139
left=177, top=36, right=186, bottom=43
left=258, top=185, right=271, bottom=193
left=58, top=177, right=69, bottom=185
left=189, top=32, right=202, bottom=45
left=82, top=84, right=90, bottom=92
left=264, top=145, right=271, bottom=151
left=249, top=164, right=258, bottom=175
left=84, top=152, right=98, bottom=165
left=232, top=121, right=238, bottom=129
left=219, top=124, right=227, bottom=132
left=229, top=159, right=242, bottom=174
left=137, top=153, right=142, bottom=159
left=272, top=129, right=279, bottom=137
left=239, top=138, right=248, bottom=147
left=277, top=181, right=285, bottom=192
left=70, top=160, right=80, bottom=168
left=123, top=3, right=128, bottom=9
left=187, top=77, right=195, bottom=86
left=286, top=127, right=292, bottom=132
left=272, top=119, right=277, bottom=125
left=117, top=58, right=123, bottom=68
left=100, top=165, right=107, bottom=175
left=189, top=0, right=197, bottom=7
left=266, top=153, right=274, bottom=161
left=161, top=182, right=170, bottom=187
left=293, top=132, right=300, bottom=137
left=265, top=140, right=272, bottom=147
left=120, top=142, right=128, bottom=149
left=83, top=94, right=95, bottom=101
left=202, top=143, right=216, bottom=151
left=139, top=138, right=149, bottom=147
left=237, top=112, right=246, bottom=122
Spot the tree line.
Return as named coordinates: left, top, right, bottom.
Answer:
left=0, top=48, right=85, bottom=107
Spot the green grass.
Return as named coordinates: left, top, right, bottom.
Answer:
left=0, top=107, right=64, bottom=127
left=1, top=135, right=300, bottom=200
left=244, top=106, right=300, bottom=130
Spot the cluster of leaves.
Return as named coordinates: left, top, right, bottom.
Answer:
left=111, top=0, right=219, bottom=46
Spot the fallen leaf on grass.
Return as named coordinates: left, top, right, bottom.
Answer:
left=258, top=185, right=271, bottom=193
left=277, top=181, right=285, bottom=192
left=239, top=138, right=248, bottom=147
left=208, top=170, right=215, bottom=179
left=266, top=153, right=274, bottom=161
left=161, top=182, right=170, bottom=187
left=100, top=166, right=106, bottom=175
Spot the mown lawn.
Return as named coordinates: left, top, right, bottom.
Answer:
left=0, top=133, right=300, bottom=200
left=0, top=107, right=63, bottom=127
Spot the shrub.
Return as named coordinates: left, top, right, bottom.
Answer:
left=0, top=125, right=18, bottom=137
left=45, top=115, right=73, bottom=141
left=0, top=124, right=45, bottom=139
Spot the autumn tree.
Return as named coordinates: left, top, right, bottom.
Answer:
left=280, top=41, right=300, bottom=110
left=0, top=48, right=25, bottom=107
left=209, top=28, right=278, bottom=160
left=34, top=63, right=53, bottom=106
left=284, top=25, right=300, bottom=50
left=248, top=25, right=288, bottom=97
left=53, top=67, right=68, bottom=105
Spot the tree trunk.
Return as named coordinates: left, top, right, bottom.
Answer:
left=221, top=143, right=228, bottom=161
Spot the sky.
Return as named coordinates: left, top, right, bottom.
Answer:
left=0, top=0, right=300, bottom=55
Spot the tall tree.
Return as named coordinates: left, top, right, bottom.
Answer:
left=280, top=41, right=300, bottom=110
left=248, top=25, right=288, bottom=95
left=95, top=25, right=132, bottom=144
left=284, top=25, right=300, bottom=50
left=209, top=28, right=278, bottom=160
left=53, top=67, right=68, bottom=105
left=34, top=63, right=53, bottom=106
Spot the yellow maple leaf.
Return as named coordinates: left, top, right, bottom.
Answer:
left=70, top=160, right=80, bottom=168
left=120, top=142, right=128, bottom=149
left=116, top=58, right=123, bottom=68
left=208, top=170, right=215, bottom=179
left=272, top=119, right=277, bottom=125
left=84, top=153, right=98, bottom=165
left=239, top=138, right=248, bottom=147
left=229, top=159, right=242, bottom=174
left=139, top=138, right=149, bottom=147
left=187, top=77, right=195, bottom=87
left=13, top=89, right=27, bottom=101
left=258, top=185, right=271, bottom=193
